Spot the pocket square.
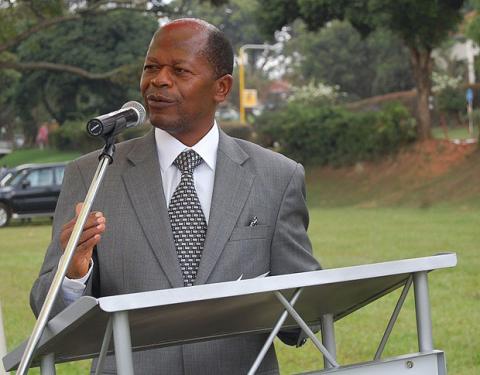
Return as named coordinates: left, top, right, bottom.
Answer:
left=248, top=216, right=258, bottom=227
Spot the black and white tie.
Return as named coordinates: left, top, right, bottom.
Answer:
left=168, top=150, right=207, bottom=287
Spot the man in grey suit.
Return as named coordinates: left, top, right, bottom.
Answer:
left=31, top=18, right=320, bottom=374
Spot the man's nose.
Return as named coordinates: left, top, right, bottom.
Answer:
left=151, top=67, right=173, bottom=87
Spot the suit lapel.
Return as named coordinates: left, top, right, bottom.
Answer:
left=122, top=131, right=184, bottom=288
left=195, top=132, right=254, bottom=285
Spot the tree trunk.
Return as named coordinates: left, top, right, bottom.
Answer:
left=409, top=47, right=433, bottom=140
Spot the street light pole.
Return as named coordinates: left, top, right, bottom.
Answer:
left=238, top=44, right=272, bottom=124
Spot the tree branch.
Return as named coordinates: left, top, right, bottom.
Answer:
left=0, top=60, right=125, bottom=80
left=0, top=14, right=81, bottom=54
left=0, top=1, right=152, bottom=54
left=26, top=0, right=46, bottom=20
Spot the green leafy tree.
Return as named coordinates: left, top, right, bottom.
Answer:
left=284, top=20, right=414, bottom=99
left=13, top=10, right=157, bottom=125
left=171, top=0, right=263, bottom=51
left=0, top=0, right=228, bottom=142
left=256, top=0, right=465, bottom=140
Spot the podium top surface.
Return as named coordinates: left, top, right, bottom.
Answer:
left=96, top=252, right=456, bottom=313
left=3, top=253, right=457, bottom=370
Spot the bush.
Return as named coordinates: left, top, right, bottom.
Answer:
left=50, top=121, right=151, bottom=153
left=219, top=121, right=255, bottom=142
left=49, top=120, right=103, bottom=153
left=117, top=123, right=151, bottom=142
left=255, top=102, right=416, bottom=165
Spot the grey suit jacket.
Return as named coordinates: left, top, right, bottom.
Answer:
left=30, top=129, right=320, bottom=374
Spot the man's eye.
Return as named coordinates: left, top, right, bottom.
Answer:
left=143, top=65, right=158, bottom=71
left=174, top=67, right=188, bottom=74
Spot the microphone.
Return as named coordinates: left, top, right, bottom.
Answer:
left=86, top=101, right=146, bottom=137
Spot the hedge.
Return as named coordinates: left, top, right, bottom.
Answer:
left=255, top=102, right=416, bottom=165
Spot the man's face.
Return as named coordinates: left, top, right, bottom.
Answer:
left=140, top=23, right=221, bottom=142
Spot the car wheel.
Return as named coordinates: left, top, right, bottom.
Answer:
left=0, top=203, right=11, bottom=228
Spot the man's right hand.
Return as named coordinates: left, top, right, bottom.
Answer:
left=60, top=202, right=106, bottom=279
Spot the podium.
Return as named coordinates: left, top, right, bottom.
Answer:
left=3, top=253, right=456, bottom=374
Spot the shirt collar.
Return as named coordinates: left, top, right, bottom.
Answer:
left=154, top=121, right=219, bottom=172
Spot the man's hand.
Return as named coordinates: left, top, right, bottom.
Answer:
left=60, top=202, right=106, bottom=279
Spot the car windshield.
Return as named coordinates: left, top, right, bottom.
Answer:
left=8, top=170, right=28, bottom=186
left=0, top=172, right=14, bottom=187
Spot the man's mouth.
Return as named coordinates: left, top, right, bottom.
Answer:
left=146, top=93, right=176, bottom=109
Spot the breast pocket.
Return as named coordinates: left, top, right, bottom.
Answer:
left=229, top=225, right=271, bottom=241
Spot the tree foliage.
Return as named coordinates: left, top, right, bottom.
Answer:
left=171, top=0, right=263, bottom=51
left=13, top=10, right=158, bottom=125
left=284, top=20, right=414, bottom=99
left=0, top=0, right=227, bottom=143
left=256, top=0, right=465, bottom=139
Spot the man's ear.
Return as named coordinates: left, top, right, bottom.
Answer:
left=213, top=74, right=233, bottom=103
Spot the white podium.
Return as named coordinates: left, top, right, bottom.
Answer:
left=3, top=253, right=456, bottom=374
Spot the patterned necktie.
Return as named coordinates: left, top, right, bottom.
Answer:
left=168, top=150, right=207, bottom=286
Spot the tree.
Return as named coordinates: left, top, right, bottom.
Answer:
left=0, top=0, right=227, bottom=142
left=283, top=20, right=414, bottom=100
left=13, top=10, right=158, bottom=125
left=256, top=0, right=465, bottom=140
left=171, top=0, right=263, bottom=51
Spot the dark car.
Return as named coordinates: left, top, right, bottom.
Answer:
left=0, top=162, right=67, bottom=227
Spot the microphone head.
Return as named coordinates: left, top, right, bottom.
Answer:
left=122, top=101, right=146, bottom=125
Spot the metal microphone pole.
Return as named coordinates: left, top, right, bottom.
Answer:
left=16, top=136, right=116, bottom=374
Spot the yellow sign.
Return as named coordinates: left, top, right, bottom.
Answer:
left=243, top=89, right=258, bottom=108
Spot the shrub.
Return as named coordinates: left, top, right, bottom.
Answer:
left=219, top=121, right=255, bottom=142
left=50, top=121, right=151, bottom=153
left=49, top=120, right=102, bottom=153
left=255, top=102, right=416, bottom=165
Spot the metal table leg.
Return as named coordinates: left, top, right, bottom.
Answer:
left=374, top=275, right=413, bottom=360
left=275, top=291, right=339, bottom=368
left=248, top=288, right=303, bottom=375
left=321, top=314, right=336, bottom=369
left=95, top=317, right=113, bottom=375
left=413, top=271, right=433, bottom=351
left=112, top=311, right=134, bottom=375
left=40, top=353, right=55, bottom=375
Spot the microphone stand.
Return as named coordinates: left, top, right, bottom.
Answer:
left=17, top=135, right=116, bottom=374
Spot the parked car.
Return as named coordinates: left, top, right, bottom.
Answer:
left=0, top=162, right=67, bottom=227
left=216, top=106, right=240, bottom=122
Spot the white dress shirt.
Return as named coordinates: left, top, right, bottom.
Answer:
left=62, top=123, right=219, bottom=304
left=155, top=122, right=218, bottom=222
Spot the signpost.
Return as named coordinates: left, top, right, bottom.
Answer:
left=243, top=89, right=258, bottom=108
left=238, top=44, right=271, bottom=124
left=466, top=88, right=474, bottom=136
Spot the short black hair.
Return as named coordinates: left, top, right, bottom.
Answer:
left=201, top=27, right=234, bottom=78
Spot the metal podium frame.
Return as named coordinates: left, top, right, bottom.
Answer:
left=3, top=253, right=457, bottom=374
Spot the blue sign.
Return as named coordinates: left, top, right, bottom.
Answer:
left=466, top=88, right=474, bottom=104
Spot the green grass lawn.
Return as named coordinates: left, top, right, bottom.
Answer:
left=0, top=206, right=478, bottom=374
left=0, top=148, right=81, bottom=167
left=432, top=125, right=478, bottom=140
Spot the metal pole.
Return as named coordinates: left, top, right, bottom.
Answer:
left=17, top=151, right=113, bottom=375
left=239, top=48, right=246, bottom=124
left=238, top=44, right=272, bottom=125
left=468, top=103, right=474, bottom=136
left=95, top=317, right=113, bottom=375
left=374, top=275, right=413, bottom=360
left=0, top=301, right=9, bottom=375
left=248, top=288, right=303, bottom=375
left=320, top=314, right=336, bottom=369
left=274, top=291, right=339, bottom=368
left=413, top=272, right=434, bottom=352
left=112, top=312, right=134, bottom=375
left=39, top=353, right=55, bottom=375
